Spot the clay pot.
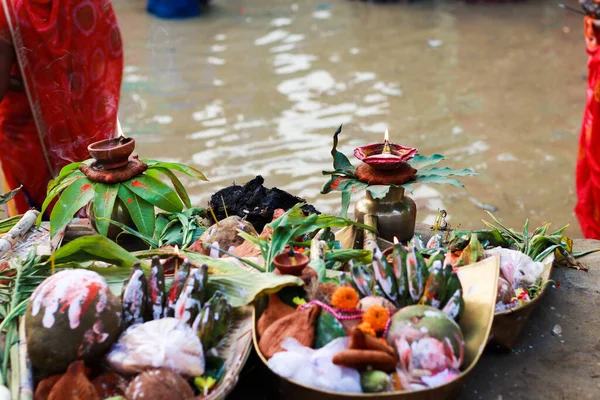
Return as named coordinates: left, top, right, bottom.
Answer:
left=87, top=197, right=135, bottom=241
left=88, top=137, right=135, bottom=170
left=273, top=252, right=310, bottom=276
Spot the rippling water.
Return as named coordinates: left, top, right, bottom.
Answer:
left=115, top=0, right=586, bottom=236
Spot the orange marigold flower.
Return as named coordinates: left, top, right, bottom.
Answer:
left=362, top=305, right=390, bottom=332
left=331, top=286, right=359, bottom=310
left=357, top=322, right=376, bottom=336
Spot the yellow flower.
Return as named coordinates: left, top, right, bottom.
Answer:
left=331, top=286, right=359, bottom=310
left=362, top=305, right=390, bottom=332
left=357, top=322, right=376, bottom=336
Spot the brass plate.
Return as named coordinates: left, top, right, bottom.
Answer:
left=252, top=256, right=500, bottom=399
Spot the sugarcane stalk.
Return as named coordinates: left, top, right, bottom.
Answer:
left=0, top=211, right=39, bottom=258
left=9, top=341, right=18, bottom=400
left=17, top=319, right=32, bottom=400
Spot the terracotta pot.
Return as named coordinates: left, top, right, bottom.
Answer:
left=88, top=137, right=135, bottom=170
left=272, top=252, right=310, bottom=276
left=354, top=186, right=416, bottom=243
left=87, top=197, right=136, bottom=240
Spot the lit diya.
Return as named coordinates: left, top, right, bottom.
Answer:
left=353, top=129, right=417, bottom=186
left=353, top=129, right=418, bottom=171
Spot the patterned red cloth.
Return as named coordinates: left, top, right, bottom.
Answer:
left=0, top=0, right=123, bottom=215
left=576, top=17, right=600, bottom=238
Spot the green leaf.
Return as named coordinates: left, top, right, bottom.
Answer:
left=92, top=183, right=119, bottom=236
left=330, top=125, right=356, bottom=175
left=102, top=217, right=159, bottom=248
left=38, top=173, right=85, bottom=225
left=314, top=310, right=346, bottom=348
left=407, top=154, right=446, bottom=169
left=125, top=174, right=183, bottom=212
left=0, top=186, right=21, bottom=206
left=412, top=175, right=464, bottom=187
left=367, top=185, right=391, bottom=199
left=117, top=184, right=156, bottom=237
left=550, top=224, right=569, bottom=236
left=48, top=235, right=144, bottom=270
left=145, top=161, right=208, bottom=181
left=153, top=167, right=192, bottom=208
left=46, top=162, right=84, bottom=192
left=49, top=179, right=95, bottom=237
left=145, top=169, right=160, bottom=179
left=340, top=191, right=352, bottom=218
left=415, top=167, right=477, bottom=177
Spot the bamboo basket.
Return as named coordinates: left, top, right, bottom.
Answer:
left=15, top=223, right=257, bottom=400
left=252, top=256, right=500, bottom=400
left=335, top=224, right=556, bottom=350
left=490, top=254, right=555, bottom=350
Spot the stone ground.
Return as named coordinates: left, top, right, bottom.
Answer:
left=227, top=239, right=600, bottom=399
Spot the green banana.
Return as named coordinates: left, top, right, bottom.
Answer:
left=164, top=259, right=191, bottom=318
left=371, top=247, right=398, bottom=304
left=196, top=291, right=232, bottom=351
left=391, top=244, right=409, bottom=308
left=420, top=260, right=446, bottom=308
left=406, top=246, right=427, bottom=303
left=350, top=263, right=374, bottom=297
left=442, top=288, right=464, bottom=322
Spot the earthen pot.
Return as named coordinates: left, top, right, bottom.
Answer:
left=88, top=137, right=135, bottom=170
left=273, top=252, right=310, bottom=276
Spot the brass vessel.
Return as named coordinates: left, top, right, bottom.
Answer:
left=354, top=186, right=416, bottom=243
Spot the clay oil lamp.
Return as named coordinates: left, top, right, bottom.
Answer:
left=87, top=136, right=136, bottom=171
left=353, top=129, right=418, bottom=171
left=273, top=247, right=310, bottom=276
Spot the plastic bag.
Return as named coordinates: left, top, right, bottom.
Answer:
left=485, top=247, right=544, bottom=288
left=107, top=318, right=205, bottom=376
left=268, top=337, right=362, bottom=393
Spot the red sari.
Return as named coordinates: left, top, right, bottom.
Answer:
left=576, top=17, right=600, bottom=239
left=0, top=0, right=123, bottom=215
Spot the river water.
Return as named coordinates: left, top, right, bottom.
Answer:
left=114, top=0, right=586, bottom=236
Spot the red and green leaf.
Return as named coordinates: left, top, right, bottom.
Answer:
left=38, top=173, right=86, bottom=225
left=50, top=179, right=95, bottom=238
left=92, top=183, right=119, bottom=237
left=47, top=162, right=84, bottom=193
left=118, top=184, right=156, bottom=237
left=124, top=174, right=183, bottom=213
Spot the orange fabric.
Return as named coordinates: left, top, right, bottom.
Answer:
left=576, top=17, right=600, bottom=238
left=0, top=0, right=123, bottom=215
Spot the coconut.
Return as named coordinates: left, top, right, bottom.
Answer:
left=189, top=216, right=257, bottom=257
left=26, top=270, right=121, bottom=375
left=385, top=305, right=464, bottom=367
left=125, top=369, right=193, bottom=400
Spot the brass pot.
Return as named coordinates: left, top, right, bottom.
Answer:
left=87, top=197, right=135, bottom=240
left=354, top=186, right=416, bottom=243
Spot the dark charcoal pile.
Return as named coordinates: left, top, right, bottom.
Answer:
left=208, top=176, right=320, bottom=232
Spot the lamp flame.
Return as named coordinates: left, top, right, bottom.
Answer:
left=393, top=236, right=399, bottom=244
left=174, top=245, right=180, bottom=256
left=384, top=129, right=390, bottom=143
